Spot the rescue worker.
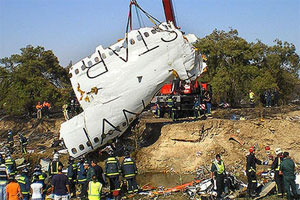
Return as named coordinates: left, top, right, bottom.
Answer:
left=0, top=161, right=9, bottom=200
left=5, top=154, right=17, bottom=176
left=36, top=101, right=43, bottom=119
left=249, top=90, right=255, bottom=108
left=193, top=97, right=200, bottom=119
left=16, top=168, right=30, bottom=200
left=210, top=154, right=225, bottom=199
left=77, top=157, right=88, bottom=199
left=62, top=103, right=69, bottom=120
left=85, top=161, right=96, bottom=183
left=166, top=97, right=174, bottom=119
left=32, top=164, right=47, bottom=200
left=91, top=160, right=105, bottom=186
left=18, top=133, right=28, bottom=155
left=104, top=151, right=121, bottom=193
left=121, top=152, right=138, bottom=194
left=48, top=153, right=63, bottom=178
left=42, top=101, right=50, bottom=118
left=246, top=147, right=262, bottom=197
left=67, top=156, right=77, bottom=198
left=279, top=152, right=298, bottom=200
left=155, top=100, right=161, bottom=118
left=88, top=175, right=102, bottom=200
left=271, top=148, right=284, bottom=198
left=203, top=91, right=212, bottom=116
left=171, top=97, right=177, bottom=120
left=7, top=130, right=14, bottom=152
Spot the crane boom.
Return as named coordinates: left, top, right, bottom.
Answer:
left=162, top=0, right=177, bottom=27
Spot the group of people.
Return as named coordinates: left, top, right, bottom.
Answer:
left=35, top=101, right=51, bottom=119
left=249, top=88, right=279, bottom=108
left=154, top=90, right=212, bottom=120
left=0, top=150, right=138, bottom=200
left=210, top=147, right=298, bottom=200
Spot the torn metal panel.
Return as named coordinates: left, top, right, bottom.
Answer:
left=60, top=21, right=206, bottom=157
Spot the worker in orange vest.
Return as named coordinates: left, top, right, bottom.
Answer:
left=36, top=102, right=42, bottom=119
left=42, top=101, right=51, bottom=118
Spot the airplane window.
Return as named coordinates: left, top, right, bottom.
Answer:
left=151, top=30, right=157, bottom=34
left=130, top=39, right=135, bottom=45
left=115, top=46, right=120, bottom=52
left=69, top=73, right=73, bottom=78
left=144, top=32, right=149, bottom=37
left=102, top=53, right=106, bottom=59
left=122, top=42, right=127, bottom=48
left=137, top=35, right=142, bottom=41
left=122, top=122, right=127, bottom=127
left=75, top=69, right=79, bottom=75
left=86, top=141, right=91, bottom=147
left=108, top=130, right=114, bottom=135
left=71, top=148, right=77, bottom=154
left=79, top=144, right=84, bottom=151
left=94, top=137, right=100, bottom=143
left=109, top=51, right=113, bottom=56
left=88, top=61, right=93, bottom=67
left=94, top=57, right=99, bottom=62
left=116, top=126, right=120, bottom=130
left=81, top=64, right=86, bottom=70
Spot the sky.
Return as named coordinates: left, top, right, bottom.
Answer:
left=0, top=0, right=299, bottom=67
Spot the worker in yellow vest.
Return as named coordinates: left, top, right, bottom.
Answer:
left=88, top=175, right=102, bottom=200
left=210, top=154, right=226, bottom=199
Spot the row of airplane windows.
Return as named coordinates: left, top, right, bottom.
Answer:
left=71, top=29, right=157, bottom=76
left=70, top=117, right=134, bottom=155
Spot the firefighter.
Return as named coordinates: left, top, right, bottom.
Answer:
left=67, top=156, right=77, bottom=198
left=246, top=147, right=262, bottom=197
left=0, top=161, right=9, bottom=200
left=104, top=151, right=121, bottom=193
left=88, top=175, right=102, bottom=200
left=279, top=152, right=298, bottom=200
left=271, top=148, right=284, bottom=198
left=193, top=97, right=200, bottom=119
left=16, top=168, right=30, bottom=200
left=155, top=100, right=161, bottom=118
left=166, top=97, right=174, bottom=119
left=210, top=154, right=225, bottom=199
left=32, top=164, right=47, bottom=200
left=171, top=97, right=177, bottom=120
left=5, top=154, right=16, bottom=176
left=62, top=103, right=69, bottom=120
left=249, top=90, right=255, bottom=108
left=121, top=152, right=138, bottom=194
left=7, top=130, right=14, bottom=152
left=48, top=153, right=63, bottom=178
left=18, top=133, right=28, bottom=155
left=203, top=91, right=212, bottom=116
left=77, top=157, right=87, bottom=199
left=36, top=101, right=43, bottom=119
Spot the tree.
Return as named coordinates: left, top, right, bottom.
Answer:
left=195, top=29, right=300, bottom=106
left=0, top=45, right=72, bottom=116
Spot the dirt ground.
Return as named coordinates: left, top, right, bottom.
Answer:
left=0, top=106, right=299, bottom=199
left=135, top=107, right=300, bottom=176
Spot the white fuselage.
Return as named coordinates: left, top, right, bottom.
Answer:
left=60, top=22, right=204, bottom=157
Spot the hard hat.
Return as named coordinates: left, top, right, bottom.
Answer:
left=53, top=153, right=59, bottom=160
left=275, top=148, right=282, bottom=155
left=83, top=161, right=89, bottom=166
left=69, top=156, right=74, bottom=161
left=34, top=164, right=41, bottom=171
left=22, top=168, right=29, bottom=173
left=249, top=147, right=255, bottom=153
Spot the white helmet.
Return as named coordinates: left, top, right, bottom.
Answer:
left=275, top=148, right=282, bottom=155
